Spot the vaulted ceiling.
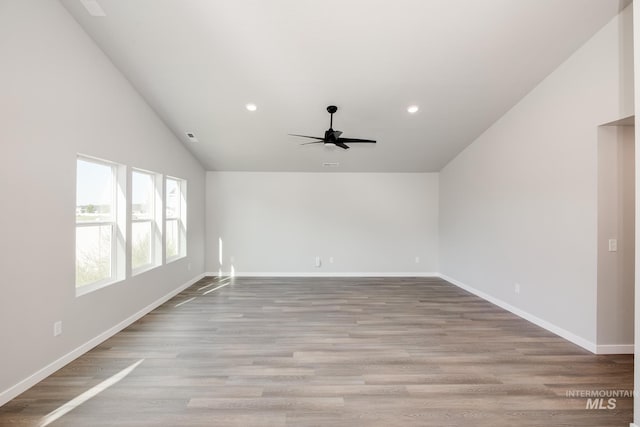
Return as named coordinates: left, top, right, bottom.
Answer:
left=60, top=0, right=630, bottom=172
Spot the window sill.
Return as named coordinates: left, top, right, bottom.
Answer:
left=76, top=277, right=123, bottom=297
left=166, top=254, right=186, bottom=264
left=132, top=263, right=160, bottom=277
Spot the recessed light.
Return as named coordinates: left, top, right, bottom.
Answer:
left=245, top=103, right=257, bottom=112
left=407, top=105, right=419, bottom=114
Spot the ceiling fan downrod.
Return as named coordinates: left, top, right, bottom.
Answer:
left=327, top=105, right=337, bottom=129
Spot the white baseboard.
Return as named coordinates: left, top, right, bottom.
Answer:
left=207, top=271, right=439, bottom=278
left=0, top=273, right=205, bottom=407
left=596, top=344, right=635, bottom=354
left=630, top=423, right=639, bottom=427
left=438, top=273, right=599, bottom=354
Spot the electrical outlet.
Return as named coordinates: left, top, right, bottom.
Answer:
left=315, top=256, right=321, bottom=268
left=329, top=256, right=334, bottom=264
left=415, top=256, right=420, bottom=264
left=514, top=283, right=521, bottom=294
left=230, top=256, right=235, bottom=263
left=187, top=263, right=192, bottom=271
left=608, top=239, right=617, bottom=252
left=53, top=321, right=62, bottom=337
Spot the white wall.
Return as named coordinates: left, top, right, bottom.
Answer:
left=439, top=5, right=633, bottom=350
left=0, top=0, right=205, bottom=404
left=206, top=172, right=438, bottom=275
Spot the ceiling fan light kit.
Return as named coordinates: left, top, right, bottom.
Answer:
left=289, top=105, right=377, bottom=150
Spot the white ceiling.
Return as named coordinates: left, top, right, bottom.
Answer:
left=60, top=0, right=630, bottom=172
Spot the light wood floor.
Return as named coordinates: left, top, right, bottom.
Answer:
left=0, top=277, right=633, bottom=426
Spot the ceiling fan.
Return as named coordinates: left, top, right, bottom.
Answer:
left=289, top=105, right=376, bottom=150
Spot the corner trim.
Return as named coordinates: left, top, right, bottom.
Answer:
left=0, top=273, right=205, bottom=407
left=438, top=273, right=598, bottom=354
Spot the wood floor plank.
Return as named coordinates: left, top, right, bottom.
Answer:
left=0, top=276, right=633, bottom=426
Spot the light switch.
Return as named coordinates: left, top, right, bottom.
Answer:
left=608, top=239, right=617, bottom=252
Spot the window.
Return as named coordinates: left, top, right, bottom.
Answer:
left=76, top=158, right=187, bottom=291
left=131, top=169, right=161, bottom=274
left=76, top=156, right=124, bottom=292
left=165, top=177, right=186, bottom=261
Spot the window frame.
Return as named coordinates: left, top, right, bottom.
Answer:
left=75, top=155, right=125, bottom=296
left=130, top=168, right=162, bottom=276
left=165, top=176, right=187, bottom=262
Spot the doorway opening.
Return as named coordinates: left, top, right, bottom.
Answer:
left=596, top=116, right=635, bottom=353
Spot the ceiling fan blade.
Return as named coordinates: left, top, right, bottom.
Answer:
left=290, top=107, right=372, bottom=150
left=289, top=134, right=325, bottom=140
left=337, top=137, right=376, bottom=143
